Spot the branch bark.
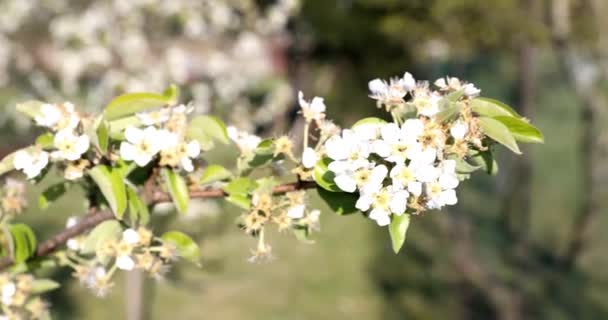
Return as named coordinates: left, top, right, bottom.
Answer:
left=0, top=180, right=317, bottom=271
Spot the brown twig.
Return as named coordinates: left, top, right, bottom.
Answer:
left=0, top=180, right=318, bottom=270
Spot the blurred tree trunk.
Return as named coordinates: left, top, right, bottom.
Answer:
left=552, top=0, right=608, bottom=267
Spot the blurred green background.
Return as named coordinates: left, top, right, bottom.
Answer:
left=2, top=0, right=608, bottom=319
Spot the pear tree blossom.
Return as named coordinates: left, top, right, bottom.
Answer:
left=0, top=72, right=543, bottom=316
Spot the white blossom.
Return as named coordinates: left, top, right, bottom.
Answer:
left=227, top=126, right=262, bottom=154
left=450, top=121, right=468, bottom=140
left=287, top=204, right=305, bottom=219
left=13, top=149, right=49, bottom=179
left=401, top=72, right=416, bottom=91
left=116, top=255, right=136, bottom=271
left=1, top=281, right=15, bottom=306
left=301, top=147, right=318, bottom=169
left=463, top=83, right=481, bottom=97
left=119, top=126, right=168, bottom=166
left=122, top=228, right=141, bottom=245
left=52, top=129, right=90, bottom=161
left=298, top=91, right=326, bottom=122
left=34, top=103, right=62, bottom=128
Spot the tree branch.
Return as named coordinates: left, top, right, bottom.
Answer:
left=0, top=180, right=318, bottom=271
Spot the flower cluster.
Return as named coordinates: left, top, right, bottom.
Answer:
left=14, top=102, right=90, bottom=180
left=121, top=105, right=201, bottom=171
left=323, top=72, right=485, bottom=226
left=0, top=273, right=50, bottom=319
left=0, top=179, right=26, bottom=220
left=242, top=190, right=321, bottom=262
left=64, top=225, right=178, bottom=297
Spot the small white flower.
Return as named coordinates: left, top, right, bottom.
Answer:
left=450, top=121, right=469, bottom=140
left=463, top=83, right=481, bottom=97
left=390, top=163, right=423, bottom=196
left=34, top=103, right=62, bottom=128
left=122, top=228, right=141, bottom=245
left=287, top=204, right=306, bottom=219
left=52, top=129, right=90, bottom=161
left=434, top=78, right=447, bottom=89
left=227, top=126, right=262, bottom=154
left=120, top=126, right=167, bottom=166
left=413, top=92, right=441, bottom=117
left=1, top=281, right=15, bottom=306
left=298, top=91, right=326, bottom=122
left=372, top=122, right=422, bottom=163
left=136, top=108, right=170, bottom=125
left=14, top=149, right=49, bottom=179
left=368, top=79, right=387, bottom=96
left=66, top=216, right=79, bottom=228
left=425, top=160, right=459, bottom=209
left=402, top=72, right=416, bottom=91
left=369, top=209, right=391, bottom=226
left=301, top=147, right=318, bottom=169
left=116, top=255, right=135, bottom=271
left=67, top=238, right=80, bottom=251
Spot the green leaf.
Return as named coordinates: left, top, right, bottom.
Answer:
left=313, top=157, right=341, bottom=192
left=436, top=102, right=462, bottom=123
left=469, top=150, right=499, bottom=175
left=35, top=133, right=55, bottom=149
left=471, top=97, right=520, bottom=118
left=161, top=231, right=200, bottom=266
left=103, top=88, right=176, bottom=121
left=96, top=118, right=110, bottom=153
left=16, top=100, right=45, bottom=119
left=186, top=115, right=230, bottom=151
left=30, top=279, right=60, bottom=294
left=454, top=158, right=482, bottom=174
left=493, top=116, right=544, bottom=144
left=224, top=177, right=258, bottom=195
left=8, top=224, right=37, bottom=264
left=126, top=186, right=150, bottom=226
left=478, top=117, right=521, bottom=154
left=389, top=214, right=410, bottom=254
left=200, top=165, right=233, bottom=185
left=81, top=220, right=122, bottom=254
left=107, top=116, right=142, bottom=140
left=162, top=84, right=180, bottom=103
left=445, top=89, right=465, bottom=102
left=226, top=194, right=252, bottom=210
left=38, top=182, right=70, bottom=210
left=316, top=187, right=358, bottom=215
left=89, top=165, right=128, bottom=218
left=352, top=117, right=387, bottom=127
left=161, top=168, right=189, bottom=215
left=224, top=177, right=257, bottom=210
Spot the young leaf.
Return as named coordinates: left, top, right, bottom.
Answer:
left=224, top=177, right=258, bottom=195
left=126, top=186, right=150, bottom=226
left=200, top=165, right=233, bottom=185
left=389, top=214, right=410, bottom=254
left=161, top=168, right=190, bottom=215
left=16, top=100, right=45, bottom=119
left=469, top=150, right=499, bottom=175
left=96, top=118, right=110, bottom=153
left=103, top=89, right=174, bottom=121
left=81, top=220, right=122, bottom=254
left=89, top=165, right=127, bottom=219
left=186, top=115, right=230, bottom=151
left=39, top=182, right=70, bottom=210
left=471, top=97, right=520, bottom=118
left=107, top=116, right=142, bottom=140
left=352, top=117, right=388, bottom=127
left=436, top=102, right=462, bottom=123
left=161, top=231, right=201, bottom=266
left=316, top=187, right=358, bottom=215
left=313, top=157, right=341, bottom=192
left=35, top=133, right=55, bottom=149
left=8, top=224, right=37, bottom=263
left=478, top=117, right=521, bottom=154
left=493, top=116, right=544, bottom=144
left=30, top=279, right=60, bottom=294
